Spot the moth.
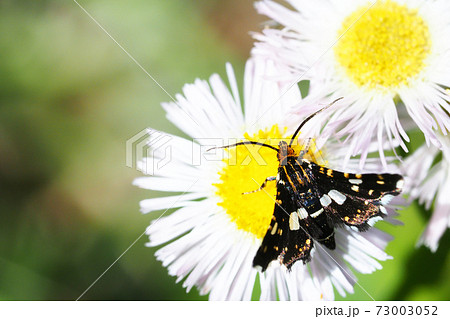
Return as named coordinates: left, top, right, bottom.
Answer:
left=215, top=100, right=403, bottom=271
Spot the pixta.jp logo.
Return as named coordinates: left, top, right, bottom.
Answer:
left=126, top=129, right=172, bottom=175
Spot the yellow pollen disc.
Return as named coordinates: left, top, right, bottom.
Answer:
left=214, top=125, right=322, bottom=239
left=334, top=0, right=431, bottom=91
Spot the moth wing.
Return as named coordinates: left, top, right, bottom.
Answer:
left=304, top=161, right=403, bottom=230
left=287, top=160, right=336, bottom=250
left=306, top=161, right=403, bottom=199
left=253, top=189, right=289, bottom=271
left=282, top=217, right=314, bottom=270
left=253, top=171, right=313, bottom=271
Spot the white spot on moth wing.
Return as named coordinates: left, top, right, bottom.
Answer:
left=289, top=212, right=300, bottom=230
left=328, top=190, right=346, bottom=205
left=309, top=246, right=316, bottom=259
left=320, top=194, right=332, bottom=207
left=271, top=222, right=278, bottom=235
left=278, top=179, right=285, bottom=185
left=297, top=207, right=308, bottom=220
left=254, top=265, right=263, bottom=272
left=396, top=179, right=404, bottom=189
left=381, top=194, right=394, bottom=205
left=276, top=173, right=280, bottom=182
left=367, top=216, right=383, bottom=226
left=310, top=208, right=323, bottom=218
left=349, top=179, right=362, bottom=184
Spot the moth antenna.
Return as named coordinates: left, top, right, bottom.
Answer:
left=206, top=141, right=279, bottom=152
left=289, top=97, right=343, bottom=147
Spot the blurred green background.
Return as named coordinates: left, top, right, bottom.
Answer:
left=0, top=0, right=448, bottom=300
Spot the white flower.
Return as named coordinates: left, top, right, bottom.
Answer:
left=253, top=0, right=450, bottom=167
left=134, top=58, right=399, bottom=300
left=404, top=135, right=450, bottom=252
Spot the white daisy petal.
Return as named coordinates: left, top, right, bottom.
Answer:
left=405, top=135, right=450, bottom=251
left=139, top=193, right=207, bottom=214
left=133, top=177, right=205, bottom=192
left=146, top=205, right=207, bottom=247
left=137, top=158, right=199, bottom=181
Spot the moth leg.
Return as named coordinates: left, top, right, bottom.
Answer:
left=297, top=137, right=312, bottom=159
left=242, top=176, right=276, bottom=195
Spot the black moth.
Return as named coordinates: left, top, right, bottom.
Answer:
left=217, top=100, right=403, bottom=272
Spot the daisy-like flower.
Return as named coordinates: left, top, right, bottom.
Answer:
left=404, top=135, right=450, bottom=252
left=253, top=0, right=450, bottom=167
left=134, top=58, right=400, bottom=300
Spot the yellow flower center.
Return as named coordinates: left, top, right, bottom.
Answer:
left=214, top=125, right=322, bottom=239
left=334, top=0, right=431, bottom=92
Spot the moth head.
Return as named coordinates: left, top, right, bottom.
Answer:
left=277, top=141, right=296, bottom=164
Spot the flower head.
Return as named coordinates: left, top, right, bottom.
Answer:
left=134, top=58, right=400, bottom=300
left=253, top=0, right=450, bottom=167
left=404, top=135, right=450, bottom=252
